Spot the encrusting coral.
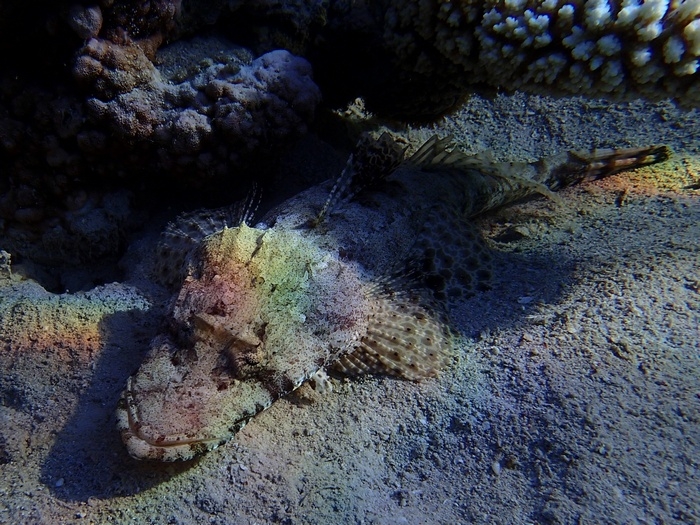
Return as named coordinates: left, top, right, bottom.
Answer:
left=75, top=41, right=320, bottom=164
left=0, top=4, right=321, bottom=268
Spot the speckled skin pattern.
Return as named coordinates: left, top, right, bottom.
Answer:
left=116, top=134, right=669, bottom=461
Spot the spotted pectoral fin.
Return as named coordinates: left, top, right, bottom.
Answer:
left=332, top=290, right=453, bottom=381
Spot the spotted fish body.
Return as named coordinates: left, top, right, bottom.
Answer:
left=117, top=134, right=669, bottom=461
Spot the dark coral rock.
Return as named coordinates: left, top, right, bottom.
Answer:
left=1, top=3, right=321, bottom=267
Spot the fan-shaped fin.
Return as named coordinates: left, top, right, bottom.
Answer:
left=154, top=187, right=261, bottom=287
left=332, top=290, right=453, bottom=381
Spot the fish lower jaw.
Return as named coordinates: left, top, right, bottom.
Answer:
left=115, top=391, right=245, bottom=462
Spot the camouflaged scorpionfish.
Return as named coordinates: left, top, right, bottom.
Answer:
left=117, top=133, right=669, bottom=461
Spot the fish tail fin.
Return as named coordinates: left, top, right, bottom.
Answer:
left=532, top=145, right=672, bottom=191
left=410, top=136, right=671, bottom=216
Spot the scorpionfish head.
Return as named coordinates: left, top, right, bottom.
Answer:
left=117, top=223, right=369, bottom=461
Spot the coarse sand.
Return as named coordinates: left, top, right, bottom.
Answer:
left=0, top=92, right=698, bottom=524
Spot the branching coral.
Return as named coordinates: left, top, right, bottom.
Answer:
left=313, top=0, right=700, bottom=118
left=455, top=0, right=699, bottom=103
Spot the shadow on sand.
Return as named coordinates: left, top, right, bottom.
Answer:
left=37, top=226, right=582, bottom=503
left=39, top=305, right=201, bottom=502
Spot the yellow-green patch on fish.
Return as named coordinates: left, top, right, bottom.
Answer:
left=117, top=133, right=669, bottom=461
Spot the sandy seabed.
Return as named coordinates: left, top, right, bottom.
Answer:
left=0, top=92, right=698, bottom=524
